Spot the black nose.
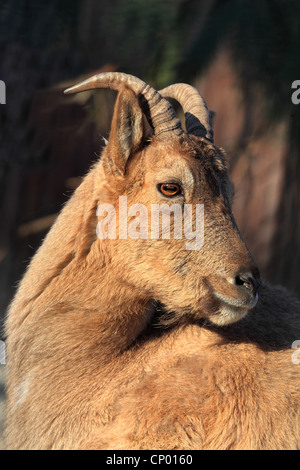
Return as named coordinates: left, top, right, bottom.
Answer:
left=235, top=272, right=261, bottom=295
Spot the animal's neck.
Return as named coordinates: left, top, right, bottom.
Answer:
left=47, top=259, right=155, bottom=358
left=7, top=163, right=153, bottom=357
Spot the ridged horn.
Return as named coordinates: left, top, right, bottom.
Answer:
left=64, top=72, right=183, bottom=137
left=158, top=84, right=214, bottom=142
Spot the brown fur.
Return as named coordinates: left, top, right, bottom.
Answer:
left=5, top=85, right=300, bottom=450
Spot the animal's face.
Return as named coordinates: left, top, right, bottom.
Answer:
left=99, top=133, right=259, bottom=326
left=65, top=73, right=260, bottom=326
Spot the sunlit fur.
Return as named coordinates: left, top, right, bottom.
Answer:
left=5, top=86, right=300, bottom=450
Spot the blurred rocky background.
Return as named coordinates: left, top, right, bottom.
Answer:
left=0, top=0, right=300, bottom=448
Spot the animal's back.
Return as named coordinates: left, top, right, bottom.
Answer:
left=6, top=282, right=299, bottom=450
left=93, top=282, right=300, bottom=450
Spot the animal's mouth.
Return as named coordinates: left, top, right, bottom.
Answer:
left=208, top=292, right=259, bottom=326
left=214, top=291, right=259, bottom=310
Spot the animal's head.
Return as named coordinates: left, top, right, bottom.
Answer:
left=65, top=73, right=260, bottom=326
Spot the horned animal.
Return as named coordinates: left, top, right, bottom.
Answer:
left=5, top=72, right=300, bottom=450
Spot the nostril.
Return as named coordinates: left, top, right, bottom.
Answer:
left=235, top=273, right=259, bottom=293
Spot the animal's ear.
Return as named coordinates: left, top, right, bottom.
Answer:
left=104, top=85, right=147, bottom=177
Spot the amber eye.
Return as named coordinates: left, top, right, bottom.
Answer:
left=158, top=183, right=182, bottom=197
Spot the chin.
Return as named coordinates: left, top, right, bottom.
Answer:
left=208, top=305, right=249, bottom=326
left=209, top=293, right=259, bottom=326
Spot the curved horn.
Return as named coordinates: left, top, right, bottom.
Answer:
left=64, top=72, right=183, bottom=137
left=158, top=84, right=214, bottom=142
